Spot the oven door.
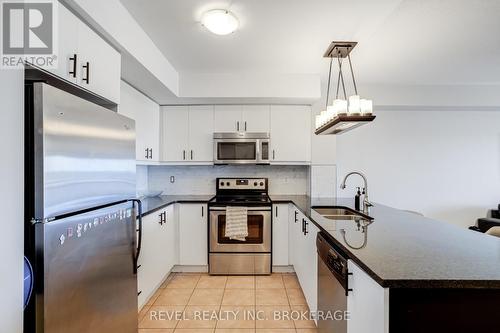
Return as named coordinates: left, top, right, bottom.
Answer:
left=214, top=139, right=269, bottom=164
left=209, top=206, right=271, bottom=252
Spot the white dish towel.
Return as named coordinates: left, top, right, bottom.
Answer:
left=225, top=206, right=248, bottom=241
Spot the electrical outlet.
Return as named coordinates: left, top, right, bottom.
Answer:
left=170, top=176, right=175, bottom=183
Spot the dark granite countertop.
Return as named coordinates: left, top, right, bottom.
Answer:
left=270, top=195, right=500, bottom=289
left=139, top=195, right=214, bottom=217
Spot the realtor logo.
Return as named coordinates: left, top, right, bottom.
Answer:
left=1, top=0, right=57, bottom=69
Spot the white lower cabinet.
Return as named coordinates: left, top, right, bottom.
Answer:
left=297, top=216, right=319, bottom=315
left=347, top=260, right=389, bottom=333
left=272, top=204, right=289, bottom=266
left=137, top=205, right=177, bottom=308
left=178, top=204, right=208, bottom=266
left=288, top=205, right=319, bottom=315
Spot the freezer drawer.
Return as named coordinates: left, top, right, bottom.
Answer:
left=36, top=201, right=137, bottom=333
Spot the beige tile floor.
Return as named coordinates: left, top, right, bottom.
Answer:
left=139, top=273, right=317, bottom=333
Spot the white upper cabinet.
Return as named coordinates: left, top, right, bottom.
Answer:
left=46, top=4, right=121, bottom=103
left=214, top=105, right=243, bottom=132
left=270, top=105, right=311, bottom=164
left=242, top=105, right=270, bottom=132
left=188, top=106, right=215, bottom=162
left=161, top=106, right=214, bottom=163
left=215, top=105, right=270, bottom=132
left=76, top=21, right=121, bottom=103
left=53, top=4, right=79, bottom=84
left=118, top=81, right=160, bottom=162
left=161, top=106, right=189, bottom=162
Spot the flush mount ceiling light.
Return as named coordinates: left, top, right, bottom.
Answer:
left=315, top=41, right=376, bottom=135
left=201, top=9, right=239, bottom=35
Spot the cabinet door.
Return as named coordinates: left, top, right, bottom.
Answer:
left=302, top=220, right=319, bottom=315
left=137, top=211, right=165, bottom=308
left=51, top=4, right=79, bottom=83
left=163, top=205, right=178, bottom=273
left=161, top=106, right=189, bottom=162
left=288, top=205, right=301, bottom=266
left=76, top=21, right=121, bottom=103
left=119, top=81, right=160, bottom=161
left=179, top=204, right=208, bottom=265
left=188, top=106, right=214, bottom=162
left=270, top=105, right=311, bottom=163
left=347, top=260, right=389, bottom=333
left=272, top=204, right=289, bottom=266
left=214, top=105, right=243, bottom=132
left=242, top=105, right=270, bottom=132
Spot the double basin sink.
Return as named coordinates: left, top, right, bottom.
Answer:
left=312, top=206, right=373, bottom=221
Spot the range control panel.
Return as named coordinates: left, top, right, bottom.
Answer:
left=216, top=178, right=268, bottom=191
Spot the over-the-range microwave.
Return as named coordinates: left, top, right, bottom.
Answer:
left=213, top=132, right=270, bottom=165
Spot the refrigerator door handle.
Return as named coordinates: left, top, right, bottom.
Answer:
left=131, top=199, right=143, bottom=274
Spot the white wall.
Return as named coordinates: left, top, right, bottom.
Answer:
left=336, top=110, right=500, bottom=228
left=147, top=165, right=310, bottom=196
left=0, top=70, right=24, bottom=332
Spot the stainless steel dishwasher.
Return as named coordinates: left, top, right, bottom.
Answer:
left=317, top=232, right=350, bottom=333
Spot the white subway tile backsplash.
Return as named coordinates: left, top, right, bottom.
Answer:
left=146, top=165, right=310, bottom=195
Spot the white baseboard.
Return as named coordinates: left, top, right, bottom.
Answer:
left=272, top=265, right=295, bottom=273
left=172, top=265, right=208, bottom=273
left=171, top=265, right=295, bottom=274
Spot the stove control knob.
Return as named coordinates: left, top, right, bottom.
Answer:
left=220, top=182, right=224, bottom=186
left=260, top=182, right=264, bottom=186
left=226, top=182, right=230, bottom=186
left=254, top=182, right=258, bottom=186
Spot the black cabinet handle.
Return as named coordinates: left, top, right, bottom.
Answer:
left=163, top=211, right=167, bottom=224
left=244, top=121, right=247, bottom=131
left=183, top=150, right=186, bottom=160
left=145, top=148, right=149, bottom=159
left=294, top=211, right=298, bottom=223
left=138, top=291, right=142, bottom=296
left=302, top=218, right=305, bottom=233
left=137, top=264, right=142, bottom=269
left=237, top=121, right=240, bottom=131
left=201, top=206, right=204, bottom=217
left=82, top=61, right=90, bottom=84
left=159, top=213, right=163, bottom=225
left=191, top=150, right=193, bottom=160
left=304, top=220, right=309, bottom=235
left=346, top=272, right=353, bottom=296
left=149, top=148, right=153, bottom=159
left=275, top=206, right=278, bottom=218
left=69, top=54, right=77, bottom=77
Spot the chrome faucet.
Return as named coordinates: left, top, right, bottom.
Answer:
left=340, top=171, right=373, bottom=214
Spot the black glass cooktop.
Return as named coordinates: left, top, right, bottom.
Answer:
left=209, top=195, right=271, bottom=206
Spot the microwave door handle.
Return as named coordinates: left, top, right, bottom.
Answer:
left=256, top=140, right=261, bottom=162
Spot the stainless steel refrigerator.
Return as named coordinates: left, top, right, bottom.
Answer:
left=24, top=78, right=140, bottom=333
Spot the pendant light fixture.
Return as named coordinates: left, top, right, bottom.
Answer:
left=315, top=41, right=375, bottom=135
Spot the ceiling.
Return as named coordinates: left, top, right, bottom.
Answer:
left=120, top=0, right=500, bottom=86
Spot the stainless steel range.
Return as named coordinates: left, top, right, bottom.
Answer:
left=208, top=178, right=272, bottom=275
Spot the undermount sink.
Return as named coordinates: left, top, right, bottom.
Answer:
left=312, top=206, right=372, bottom=221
